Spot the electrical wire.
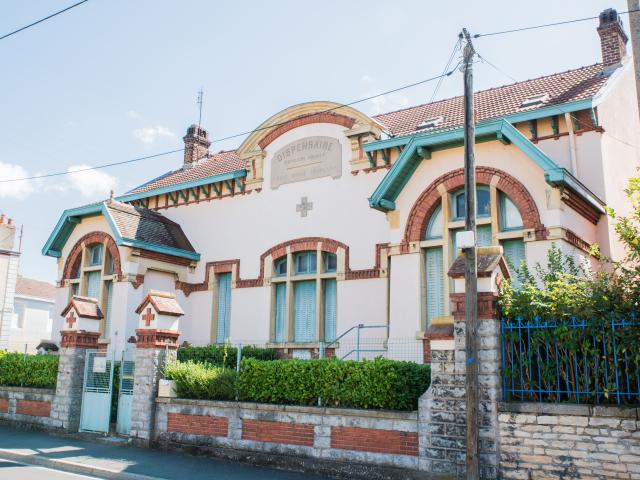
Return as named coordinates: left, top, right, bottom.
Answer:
left=0, top=69, right=458, bottom=183
left=429, top=38, right=462, bottom=103
left=0, top=0, right=90, bottom=42
left=474, top=8, right=640, bottom=38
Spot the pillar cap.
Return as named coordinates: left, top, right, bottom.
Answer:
left=448, top=246, right=510, bottom=279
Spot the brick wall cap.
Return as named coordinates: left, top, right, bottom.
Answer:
left=135, top=290, right=184, bottom=317
left=61, top=296, right=104, bottom=319
left=448, top=250, right=510, bottom=279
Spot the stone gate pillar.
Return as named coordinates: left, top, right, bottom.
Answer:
left=129, top=291, right=183, bottom=446
left=419, top=246, right=508, bottom=478
left=50, top=296, right=102, bottom=431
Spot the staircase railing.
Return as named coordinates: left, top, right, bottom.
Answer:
left=319, top=323, right=388, bottom=360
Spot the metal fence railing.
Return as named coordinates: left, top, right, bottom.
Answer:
left=501, top=316, right=640, bottom=405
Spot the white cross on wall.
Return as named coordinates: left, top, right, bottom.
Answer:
left=296, top=197, right=313, bottom=217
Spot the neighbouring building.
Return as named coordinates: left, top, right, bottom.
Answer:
left=9, top=276, right=55, bottom=353
left=0, top=215, right=20, bottom=350
left=43, top=9, right=640, bottom=359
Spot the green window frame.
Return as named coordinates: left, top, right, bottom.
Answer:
left=452, top=186, right=491, bottom=220
left=425, top=205, right=443, bottom=239
left=499, top=192, right=524, bottom=231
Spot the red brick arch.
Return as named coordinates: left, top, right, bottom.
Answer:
left=62, top=231, right=122, bottom=280
left=404, top=166, right=547, bottom=243
left=257, top=112, right=356, bottom=150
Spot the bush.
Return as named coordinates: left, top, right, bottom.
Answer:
left=238, top=357, right=430, bottom=411
left=164, top=360, right=237, bottom=400
left=0, top=352, right=58, bottom=389
left=177, top=344, right=278, bottom=369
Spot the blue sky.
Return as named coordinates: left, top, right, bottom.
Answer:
left=0, top=0, right=629, bottom=282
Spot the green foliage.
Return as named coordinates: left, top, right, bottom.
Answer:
left=176, top=344, right=278, bottom=369
left=164, top=360, right=237, bottom=400
left=238, top=357, right=430, bottom=411
left=498, top=175, right=640, bottom=404
left=0, top=352, right=59, bottom=389
left=164, top=357, right=430, bottom=411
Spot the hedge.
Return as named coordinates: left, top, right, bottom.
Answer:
left=164, top=360, right=236, bottom=400
left=0, top=352, right=59, bottom=389
left=176, top=344, right=277, bottom=369
left=165, top=357, right=430, bottom=411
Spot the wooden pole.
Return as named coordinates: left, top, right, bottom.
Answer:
left=628, top=0, right=640, bottom=122
left=461, top=28, right=479, bottom=480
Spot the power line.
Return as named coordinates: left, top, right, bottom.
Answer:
left=474, top=8, right=640, bottom=38
left=430, top=38, right=462, bottom=103
left=0, top=0, right=90, bottom=42
left=0, top=69, right=456, bottom=183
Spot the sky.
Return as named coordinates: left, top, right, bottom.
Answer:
left=0, top=0, right=630, bottom=283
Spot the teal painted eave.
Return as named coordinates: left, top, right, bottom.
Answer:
left=363, top=98, right=594, bottom=154
left=43, top=202, right=202, bottom=262
left=119, top=238, right=201, bottom=261
left=116, top=169, right=247, bottom=203
left=368, top=118, right=604, bottom=217
left=41, top=203, right=105, bottom=257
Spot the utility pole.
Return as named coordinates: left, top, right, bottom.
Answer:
left=628, top=0, right=640, bottom=121
left=461, top=27, right=479, bottom=480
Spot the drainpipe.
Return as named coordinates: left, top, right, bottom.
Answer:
left=565, top=112, right=578, bottom=176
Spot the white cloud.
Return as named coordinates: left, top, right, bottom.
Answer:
left=0, top=162, right=34, bottom=200
left=66, top=165, right=118, bottom=198
left=134, top=125, right=175, bottom=144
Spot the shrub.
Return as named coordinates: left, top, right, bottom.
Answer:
left=177, top=344, right=278, bottom=369
left=0, top=352, right=59, bottom=389
left=164, top=360, right=237, bottom=400
left=238, top=357, right=431, bottom=411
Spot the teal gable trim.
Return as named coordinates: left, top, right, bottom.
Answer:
left=116, top=169, right=246, bottom=203
left=368, top=118, right=604, bottom=216
left=43, top=202, right=201, bottom=262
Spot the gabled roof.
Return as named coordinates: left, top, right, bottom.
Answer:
left=373, top=64, right=607, bottom=138
left=122, top=150, right=245, bottom=198
left=368, top=119, right=605, bottom=215
left=135, top=290, right=184, bottom=317
left=61, top=296, right=103, bottom=319
left=42, top=200, right=199, bottom=261
left=15, top=277, right=55, bottom=301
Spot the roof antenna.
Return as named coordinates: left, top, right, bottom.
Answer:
left=197, top=88, right=204, bottom=128
left=109, top=189, right=115, bottom=201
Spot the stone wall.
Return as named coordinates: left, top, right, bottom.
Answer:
left=499, top=402, right=640, bottom=479
left=154, top=398, right=424, bottom=479
left=0, top=386, right=56, bottom=430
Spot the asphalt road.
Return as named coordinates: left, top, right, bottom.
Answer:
left=0, top=458, right=99, bottom=479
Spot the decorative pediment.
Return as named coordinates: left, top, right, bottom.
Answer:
left=60, top=296, right=103, bottom=332
left=135, top=290, right=183, bottom=331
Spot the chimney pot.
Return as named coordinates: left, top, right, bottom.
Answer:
left=183, top=124, right=211, bottom=167
left=597, top=8, right=629, bottom=68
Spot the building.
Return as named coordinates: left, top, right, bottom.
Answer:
left=0, top=215, right=20, bottom=350
left=9, top=276, right=55, bottom=353
left=43, top=9, right=640, bottom=359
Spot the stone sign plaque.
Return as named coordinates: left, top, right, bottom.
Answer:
left=271, top=136, right=342, bottom=189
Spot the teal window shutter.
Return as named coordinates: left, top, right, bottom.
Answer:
left=425, top=247, right=445, bottom=326
left=477, top=225, right=493, bottom=247
left=294, top=280, right=316, bottom=342
left=86, top=271, right=101, bottom=300
left=323, top=279, right=337, bottom=342
left=275, top=283, right=286, bottom=342
left=216, top=273, right=232, bottom=343
left=501, top=238, right=526, bottom=287
left=104, top=281, right=113, bottom=337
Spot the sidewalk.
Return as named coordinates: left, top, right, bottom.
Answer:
left=0, top=426, right=330, bottom=480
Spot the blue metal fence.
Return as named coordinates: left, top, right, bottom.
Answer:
left=501, top=316, right=640, bottom=405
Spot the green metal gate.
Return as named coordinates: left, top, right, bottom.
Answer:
left=79, top=350, right=115, bottom=433
left=116, top=349, right=135, bottom=435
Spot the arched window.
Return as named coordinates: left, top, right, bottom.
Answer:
left=421, top=186, right=527, bottom=328
left=67, top=241, right=116, bottom=338
left=272, top=251, right=338, bottom=344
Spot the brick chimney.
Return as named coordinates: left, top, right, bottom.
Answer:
left=182, top=124, right=211, bottom=167
left=0, top=215, right=16, bottom=251
left=598, top=8, right=629, bottom=68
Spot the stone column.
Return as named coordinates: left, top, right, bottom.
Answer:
left=129, top=291, right=182, bottom=446
left=50, top=330, right=100, bottom=431
left=419, top=247, right=507, bottom=478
